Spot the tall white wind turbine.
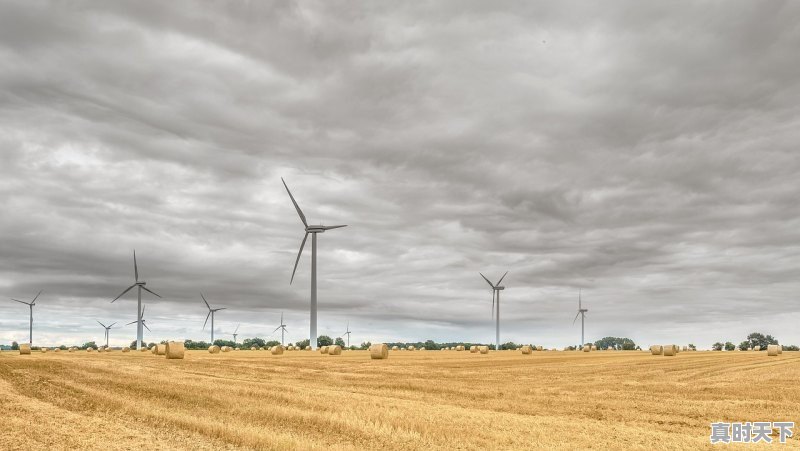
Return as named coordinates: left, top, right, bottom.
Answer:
left=111, top=251, right=161, bottom=350
left=201, top=293, right=226, bottom=344
left=480, top=272, right=508, bottom=352
left=282, top=178, right=347, bottom=350
left=11, top=290, right=41, bottom=345
left=573, top=289, right=588, bottom=346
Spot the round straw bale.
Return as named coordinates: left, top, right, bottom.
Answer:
left=328, top=345, right=342, bottom=355
left=68, top=347, right=75, bottom=352
left=408, top=345, right=416, bottom=351
left=122, top=347, right=130, bottom=352
left=455, top=345, right=465, bottom=351
left=140, top=347, right=148, bottom=352
left=19, top=344, right=31, bottom=355
left=154, top=344, right=166, bottom=355
left=778, top=345, right=783, bottom=354
left=521, top=345, right=532, bottom=355
left=40, top=348, right=48, bottom=353
left=87, top=347, right=94, bottom=352
left=320, top=346, right=329, bottom=354
left=54, top=348, right=60, bottom=353
left=271, top=345, right=284, bottom=355
left=469, top=345, right=479, bottom=353
left=150, top=345, right=157, bottom=354
left=663, top=345, right=677, bottom=356
left=767, top=344, right=779, bottom=356
left=391, top=345, right=399, bottom=351
left=304, top=346, right=311, bottom=350
left=165, top=341, right=185, bottom=359
left=369, top=343, right=388, bottom=359
left=208, top=345, right=221, bottom=354
left=590, top=345, right=597, bottom=351
left=287, top=345, right=294, bottom=351
left=650, top=345, right=663, bottom=355
left=754, top=345, right=761, bottom=351
left=251, top=346, right=257, bottom=350
left=419, top=348, right=426, bottom=351
left=479, top=345, right=489, bottom=354
left=582, top=345, right=590, bottom=352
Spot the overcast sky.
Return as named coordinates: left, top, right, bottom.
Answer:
left=1, top=1, right=799, bottom=349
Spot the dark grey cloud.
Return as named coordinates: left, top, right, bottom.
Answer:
left=1, top=1, right=799, bottom=348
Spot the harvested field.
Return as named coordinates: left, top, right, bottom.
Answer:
left=1, top=350, right=799, bottom=450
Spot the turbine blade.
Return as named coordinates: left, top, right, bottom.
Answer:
left=281, top=177, right=308, bottom=227
left=290, top=232, right=309, bottom=284
left=201, top=293, right=210, bottom=310
left=203, top=311, right=211, bottom=330
left=215, top=308, right=226, bottom=311
left=97, top=320, right=106, bottom=328
left=143, top=322, right=151, bottom=332
left=11, top=298, right=29, bottom=305
left=322, top=225, right=347, bottom=230
left=573, top=311, right=580, bottom=325
left=234, top=324, right=240, bottom=334
left=133, top=250, right=139, bottom=282
left=141, top=304, right=146, bottom=317
left=141, top=286, right=161, bottom=298
left=479, top=273, right=495, bottom=289
left=126, top=320, right=137, bottom=326
left=31, top=290, right=42, bottom=304
left=272, top=325, right=282, bottom=333
left=111, top=284, right=136, bottom=303
left=496, top=271, right=508, bottom=286
left=109, top=322, right=117, bottom=328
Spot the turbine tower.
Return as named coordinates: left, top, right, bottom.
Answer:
left=343, top=321, right=352, bottom=348
left=11, top=290, right=41, bottom=345
left=573, top=289, right=588, bottom=346
left=282, top=178, right=347, bottom=350
left=201, top=293, right=226, bottom=344
left=126, top=304, right=151, bottom=338
left=272, top=313, right=288, bottom=346
left=480, top=271, right=508, bottom=352
left=96, top=320, right=117, bottom=348
left=112, top=251, right=161, bottom=350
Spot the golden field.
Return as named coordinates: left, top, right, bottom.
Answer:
left=1, top=349, right=799, bottom=450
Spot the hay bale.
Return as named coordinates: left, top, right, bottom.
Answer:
left=140, top=347, right=148, bottom=352
left=54, top=348, right=60, bottom=353
left=419, top=348, right=426, bottom=351
left=521, top=345, right=532, bottom=355
left=208, top=345, right=221, bottom=354
left=68, top=347, right=75, bottom=353
left=122, top=347, right=130, bottom=352
left=154, top=344, right=166, bottom=355
left=663, top=345, right=677, bottom=356
left=150, top=345, right=157, bottom=354
left=767, top=344, right=779, bottom=356
left=320, top=346, right=329, bottom=354
left=582, top=345, right=590, bottom=352
left=479, top=346, right=489, bottom=354
left=754, top=345, right=761, bottom=351
left=287, top=345, right=294, bottom=351
left=105, top=347, right=113, bottom=352
left=391, top=345, right=399, bottom=351
left=304, top=346, right=311, bottom=351
left=40, top=348, right=48, bottom=353
left=778, top=345, right=783, bottom=354
left=328, top=345, right=342, bottom=356
left=455, top=345, right=465, bottom=352
left=222, top=346, right=232, bottom=353
left=650, top=345, right=663, bottom=355
left=165, top=341, right=185, bottom=359
left=590, top=345, right=597, bottom=351
left=469, top=346, right=479, bottom=353
left=19, top=344, right=31, bottom=355
left=250, top=346, right=257, bottom=351
left=408, top=345, right=416, bottom=351
left=682, top=346, right=688, bottom=352
left=369, top=343, right=388, bottom=359
left=607, top=346, right=613, bottom=351
left=271, top=346, right=284, bottom=355
left=87, top=347, right=95, bottom=352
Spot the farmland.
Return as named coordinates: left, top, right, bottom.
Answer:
left=1, top=350, right=799, bottom=450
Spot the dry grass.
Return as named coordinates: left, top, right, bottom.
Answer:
left=1, top=350, right=799, bottom=450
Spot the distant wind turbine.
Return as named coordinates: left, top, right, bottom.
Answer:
left=201, top=293, right=225, bottom=344
left=480, top=271, right=508, bottom=352
left=282, top=177, right=347, bottom=350
left=343, top=321, right=352, bottom=348
left=96, top=320, right=117, bottom=348
left=112, top=251, right=161, bottom=350
left=230, top=324, right=240, bottom=344
left=11, top=290, right=41, bottom=345
left=126, top=304, right=151, bottom=338
left=573, top=289, right=588, bottom=346
left=272, top=313, right=288, bottom=346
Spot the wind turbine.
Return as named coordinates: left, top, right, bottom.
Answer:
left=201, top=293, right=225, bottom=344
left=230, top=324, right=240, bottom=344
left=480, top=271, right=508, bottom=352
left=126, top=304, right=151, bottom=338
left=96, top=320, right=117, bottom=348
left=282, top=178, right=347, bottom=350
left=272, top=313, right=288, bottom=346
left=111, top=251, right=161, bottom=350
left=11, top=290, right=41, bottom=345
left=573, top=289, right=588, bottom=346
left=343, top=321, right=352, bottom=348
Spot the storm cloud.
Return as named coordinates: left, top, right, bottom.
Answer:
left=1, top=1, right=799, bottom=348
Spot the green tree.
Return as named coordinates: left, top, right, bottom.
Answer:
left=423, top=340, right=439, bottom=350
left=500, top=341, right=518, bottom=350
left=334, top=337, right=346, bottom=348
left=242, top=338, right=266, bottom=349
left=783, top=345, right=799, bottom=351
left=712, top=342, right=724, bottom=351
left=317, top=335, right=333, bottom=347
left=295, top=339, right=310, bottom=349
left=688, top=344, right=696, bottom=351
left=81, top=341, right=97, bottom=350
left=359, top=341, right=371, bottom=350
left=213, top=339, right=236, bottom=348
left=742, top=332, right=778, bottom=351
left=11, top=341, right=19, bottom=350
left=265, top=340, right=280, bottom=348
left=724, top=342, right=735, bottom=351
left=738, top=341, right=749, bottom=351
